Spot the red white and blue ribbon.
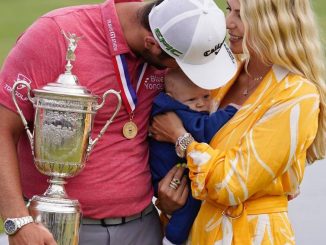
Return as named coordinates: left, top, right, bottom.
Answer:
left=112, top=54, right=147, bottom=114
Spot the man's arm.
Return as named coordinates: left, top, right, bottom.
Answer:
left=0, top=105, right=56, bottom=245
left=0, top=105, right=29, bottom=218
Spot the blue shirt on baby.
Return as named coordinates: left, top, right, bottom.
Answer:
left=149, top=92, right=237, bottom=244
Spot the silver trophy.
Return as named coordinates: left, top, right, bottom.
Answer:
left=11, top=32, right=121, bottom=245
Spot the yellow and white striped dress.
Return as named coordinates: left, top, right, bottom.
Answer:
left=186, top=64, right=320, bottom=245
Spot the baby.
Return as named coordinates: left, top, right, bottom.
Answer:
left=149, top=68, right=238, bottom=245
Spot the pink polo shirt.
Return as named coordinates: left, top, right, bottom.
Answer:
left=0, top=0, right=165, bottom=218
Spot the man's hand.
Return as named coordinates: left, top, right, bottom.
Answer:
left=156, top=165, right=188, bottom=215
left=9, top=222, right=57, bottom=245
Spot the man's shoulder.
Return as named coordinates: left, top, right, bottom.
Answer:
left=30, top=3, right=105, bottom=48
left=43, top=4, right=101, bottom=19
left=37, top=3, right=103, bottom=33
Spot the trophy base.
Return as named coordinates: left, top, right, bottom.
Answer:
left=28, top=195, right=81, bottom=245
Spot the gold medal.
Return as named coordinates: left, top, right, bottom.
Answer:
left=122, top=121, right=138, bottom=139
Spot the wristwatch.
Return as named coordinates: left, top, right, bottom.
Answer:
left=175, top=132, right=194, bottom=158
left=3, top=216, right=34, bottom=235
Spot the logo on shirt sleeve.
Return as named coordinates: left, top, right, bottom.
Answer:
left=107, top=19, right=118, bottom=52
left=3, top=73, right=33, bottom=101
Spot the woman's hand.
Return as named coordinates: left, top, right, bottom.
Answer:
left=155, top=165, right=189, bottom=215
left=150, top=112, right=186, bottom=143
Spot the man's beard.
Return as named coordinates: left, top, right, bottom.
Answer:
left=138, top=49, right=169, bottom=70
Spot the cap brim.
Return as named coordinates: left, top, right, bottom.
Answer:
left=176, top=44, right=238, bottom=90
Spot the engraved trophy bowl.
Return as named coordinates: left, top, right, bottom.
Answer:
left=11, top=32, right=122, bottom=245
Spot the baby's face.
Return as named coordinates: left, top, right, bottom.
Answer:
left=173, top=85, right=211, bottom=112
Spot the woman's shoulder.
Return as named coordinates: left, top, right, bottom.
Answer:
left=264, top=72, right=320, bottom=111
left=277, top=72, right=319, bottom=97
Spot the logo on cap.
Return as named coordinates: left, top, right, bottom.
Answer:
left=224, top=43, right=236, bottom=64
left=203, top=37, right=226, bottom=57
left=154, top=28, right=183, bottom=57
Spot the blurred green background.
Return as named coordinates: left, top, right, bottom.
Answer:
left=0, top=0, right=325, bottom=66
left=0, top=0, right=103, bottom=66
left=0, top=0, right=325, bottom=234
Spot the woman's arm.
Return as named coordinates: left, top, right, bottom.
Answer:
left=151, top=111, right=187, bottom=143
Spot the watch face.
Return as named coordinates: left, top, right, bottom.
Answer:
left=4, top=219, right=17, bottom=235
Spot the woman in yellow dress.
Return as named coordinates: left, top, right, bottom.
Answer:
left=151, top=0, right=326, bottom=244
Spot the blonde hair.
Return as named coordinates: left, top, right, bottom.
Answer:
left=164, top=68, right=200, bottom=94
left=239, top=0, right=326, bottom=163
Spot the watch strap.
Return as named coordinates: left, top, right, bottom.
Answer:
left=175, top=132, right=194, bottom=158
left=14, top=216, right=34, bottom=229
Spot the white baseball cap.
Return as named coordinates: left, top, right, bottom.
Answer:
left=149, top=0, right=237, bottom=89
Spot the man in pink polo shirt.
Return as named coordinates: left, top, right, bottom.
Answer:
left=0, top=0, right=237, bottom=244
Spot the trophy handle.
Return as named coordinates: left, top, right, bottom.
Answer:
left=87, top=89, right=122, bottom=154
left=12, top=80, right=35, bottom=152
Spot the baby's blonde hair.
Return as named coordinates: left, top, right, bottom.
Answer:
left=239, top=0, right=326, bottom=163
left=164, top=68, right=199, bottom=95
